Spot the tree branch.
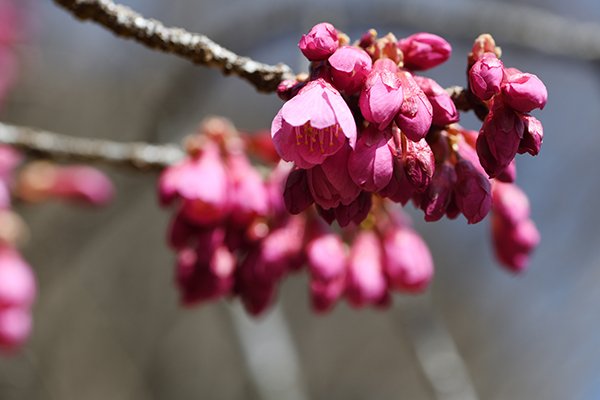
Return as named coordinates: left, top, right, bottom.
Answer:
left=52, top=0, right=295, bottom=93
left=0, top=122, right=184, bottom=170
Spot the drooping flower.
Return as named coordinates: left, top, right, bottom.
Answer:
left=271, top=79, right=357, bottom=168
left=283, top=168, right=314, bottom=215
left=347, top=125, right=394, bottom=192
left=346, top=231, right=388, bottom=307
left=518, top=115, right=543, bottom=156
left=306, top=232, right=347, bottom=312
left=397, top=32, right=452, bottom=71
left=454, top=159, right=492, bottom=224
left=420, top=162, right=457, bottom=222
left=328, top=46, right=372, bottom=94
left=298, top=22, right=339, bottom=61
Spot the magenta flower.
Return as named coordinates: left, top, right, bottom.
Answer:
left=519, top=115, right=543, bottom=156
left=402, top=138, right=435, bottom=192
left=398, top=32, right=452, bottom=71
left=469, top=53, right=504, bottom=101
left=454, top=159, right=492, bottom=224
left=420, top=162, right=457, bottom=222
left=271, top=79, right=357, bottom=168
left=479, top=103, right=524, bottom=175
left=307, top=144, right=361, bottom=209
left=226, top=153, right=269, bottom=225
left=50, top=165, right=114, bottom=206
left=332, top=191, right=372, bottom=227
left=359, top=59, right=404, bottom=130
left=329, top=46, right=372, bottom=94
left=414, top=75, right=459, bottom=126
left=501, top=72, right=548, bottom=113
left=395, top=71, right=433, bottom=142
left=383, top=226, right=433, bottom=292
left=159, top=142, right=229, bottom=225
left=492, top=182, right=530, bottom=226
left=0, top=308, right=31, bottom=352
left=283, top=168, right=314, bottom=214
left=495, top=160, right=517, bottom=183
left=346, top=231, right=388, bottom=307
left=348, top=125, right=394, bottom=192
left=307, top=232, right=347, bottom=312
left=492, top=214, right=540, bottom=272
left=298, top=22, right=339, bottom=61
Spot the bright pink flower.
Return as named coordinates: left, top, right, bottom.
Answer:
left=519, top=115, right=543, bottom=156
left=298, top=22, right=339, bottom=61
left=307, top=233, right=347, bottom=282
left=414, top=76, right=459, bottom=126
left=307, top=144, right=360, bottom=209
left=159, top=142, right=229, bottom=225
left=272, top=79, right=357, bottom=168
left=403, top=138, right=435, bottom=192
left=395, top=71, right=433, bottom=141
left=475, top=133, right=504, bottom=178
left=310, top=278, right=345, bottom=313
left=348, top=125, right=394, bottom=192
left=50, top=165, right=114, bottom=206
left=492, top=216, right=540, bottom=272
left=226, top=153, right=269, bottom=225
left=420, top=162, right=457, bottom=222
left=492, top=182, right=530, bottom=227
left=283, top=168, right=314, bottom=214
left=454, top=159, right=492, bottom=224
left=479, top=103, right=524, bottom=174
left=329, top=46, right=372, bottom=94
left=469, top=53, right=504, bottom=101
left=359, top=59, right=404, bottom=130
left=260, top=216, right=305, bottom=279
left=383, top=226, right=433, bottom=292
left=398, top=32, right=452, bottom=71
left=379, top=141, right=415, bottom=205
left=501, top=72, right=548, bottom=113
left=346, top=231, right=388, bottom=307
left=0, top=308, right=31, bottom=352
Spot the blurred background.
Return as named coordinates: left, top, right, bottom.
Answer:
left=1, top=0, right=599, bottom=399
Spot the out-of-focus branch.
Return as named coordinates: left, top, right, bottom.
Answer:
left=0, top=122, right=184, bottom=170
left=52, top=0, right=295, bottom=93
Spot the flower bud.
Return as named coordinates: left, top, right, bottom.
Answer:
left=298, top=22, right=339, bottom=61
left=359, top=59, right=404, bottom=130
left=501, top=72, right=548, bottom=113
left=0, top=246, right=36, bottom=309
left=329, top=46, right=372, bottom=94
left=469, top=53, right=504, bottom=101
left=383, top=227, right=433, bottom=292
left=518, top=115, right=543, bottom=156
left=307, top=233, right=347, bottom=282
left=454, top=159, right=492, bottom=224
left=346, top=231, right=387, bottom=307
left=283, top=168, right=314, bottom=214
left=414, top=76, right=459, bottom=126
left=398, top=33, right=451, bottom=71
left=403, top=138, right=435, bottom=192
left=495, top=160, right=516, bottom=183
left=395, top=71, right=433, bottom=142
left=0, top=308, right=31, bottom=352
left=348, top=126, right=394, bottom=192
left=420, top=162, right=457, bottom=222
left=333, top=191, right=372, bottom=227
left=310, top=278, right=345, bottom=313
left=492, top=216, right=539, bottom=272
left=227, top=153, right=269, bottom=225
left=479, top=103, right=524, bottom=174
left=492, top=182, right=530, bottom=226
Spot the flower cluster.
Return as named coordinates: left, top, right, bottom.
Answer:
left=158, top=119, right=436, bottom=314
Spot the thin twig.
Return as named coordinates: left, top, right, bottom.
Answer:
left=0, top=121, right=184, bottom=170
left=52, top=0, right=295, bottom=93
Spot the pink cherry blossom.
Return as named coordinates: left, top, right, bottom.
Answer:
left=346, top=231, right=388, bottom=307
left=283, top=168, right=314, bottom=214
left=348, top=125, right=394, bottom=192
left=501, top=72, right=548, bottom=113
left=469, top=53, right=504, bottom=101
left=454, top=159, right=492, bottom=224
left=329, top=46, right=372, bottom=94
left=519, top=115, right=543, bottom=156
left=479, top=102, right=524, bottom=175
left=298, top=22, right=339, bottom=61
left=395, top=71, right=433, bottom=142
left=398, top=32, right=452, bottom=71
left=420, top=162, right=457, bottom=222
left=272, top=79, right=357, bottom=168
left=332, top=191, right=372, bottom=227
left=0, top=308, right=31, bottom=352
left=414, top=75, right=459, bottom=126
left=359, top=59, right=404, bottom=130
left=403, top=138, right=435, bottom=192
left=226, top=153, right=269, bottom=225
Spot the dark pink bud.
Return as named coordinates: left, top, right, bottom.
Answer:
left=479, top=103, right=524, bottom=174
left=475, top=133, right=504, bottom=178
left=495, top=160, right=517, bottom=183
left=492, top=182, right=530, bottom=226
left=348, top=126, right=394, bottom=192
left=379, top=141, right=415, bottom=205
left=332, top=191, right=372, bottom=227
left=0, top=246, right=36, bottom=309
left=0, top=308, right=31, bottom=352
left=310, top=278, right=345, bottom=313
left=307, top=233, right=347, bottom=282
left=454, top=159, right=492, bottom=224
left=276, top=79, right=306, bottom=101
left=359, top=59, right=404, bottom=130
left=383, top=227, right=433, bottom=292
left=414, top=76, right=459, bottom=126
left=167, top=210, right=199, bottom=250
left=501, top=72, right=548, bottom=113
left=403, top=138, right=435, bottom=192
left=227, top=153, right=269, bottom=225
left=237, top=248, right=277, bottom=316
left=469, top=53, right=504, bottom=101
left=518, top=115, right=543, bottom=156
left=395, top=71, right=433, bottom=141
left=329, top=46, right=372, bottom=94
left=272, top=79, right=357, bottom=168
left=420, top=162, right=457, bottom=222
left=283, top=168, right=314, bottom=215
left=307, top=145, right=361, bottom=209
left=346, top=231, right=387, bottom=307
left=298, top=22, right=339, bottom=61
left=398, top=32, right=452, bottom=71
left=492, top=216, right=540, bottom=272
